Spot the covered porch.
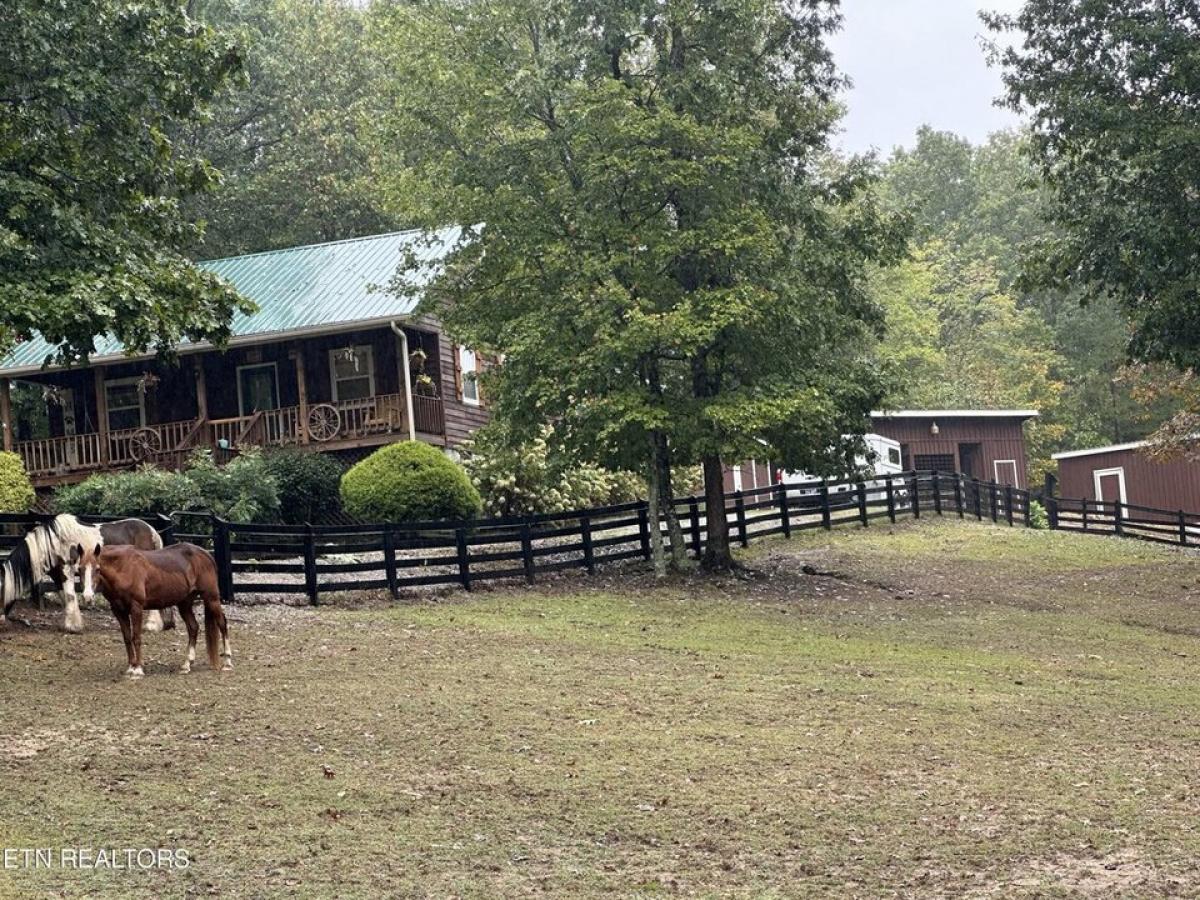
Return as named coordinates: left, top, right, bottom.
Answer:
left=3, top=323, right=449, bottom=487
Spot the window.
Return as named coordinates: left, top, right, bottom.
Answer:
left=887, top=447, right=901, bottom=467
left=329, top=346, right=375, bottom=402
left=105, top=379, right=145, bottom=432
left=915, top=453, right=956, bottom=473
left=458, top=346, right=479, bottom=405
left=237, top=363, right=280, bottom=416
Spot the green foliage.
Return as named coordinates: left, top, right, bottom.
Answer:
left=54, top=450, right=279, bottom=522
left=0, top=0, right=252, bottom=363
left=340, top=442, right=481, bottom=524
left=463, top=425, right=645, bottom=517
left=0, top=452, right=35, bottom=512
left=262, top=450, right=345, bottom=525
left=184, top=0, right=394, bottom=257
left=371, top=0, right=907, bottom=564
left=986, top=3, right=1200, bottom=371
left=1027, top=500, right=1049, bottom=531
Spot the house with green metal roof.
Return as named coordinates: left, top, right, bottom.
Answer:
left=0, top=228, right=491, bottom=487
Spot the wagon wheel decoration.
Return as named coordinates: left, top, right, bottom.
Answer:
left=306, top=404, right=342, bottom=442
left=128, top=427, right=162, bottom=462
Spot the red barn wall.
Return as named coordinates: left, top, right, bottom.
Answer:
left=869, top=416, right=1031, bottom=488
left=1056, top=447, right=1200, bottom=513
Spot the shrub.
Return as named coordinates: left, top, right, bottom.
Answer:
left=1028, top=499, right=1050, bottom=530
left=341, top=441, right=481, bottom=523
left=0, top=452, right=35, bottom=512
left=54, top=449, right=280, bottom=523
left=261, top=450, right=344, bottom=524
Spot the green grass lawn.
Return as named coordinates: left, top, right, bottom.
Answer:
left=3, top=519, right=1200, bottom=897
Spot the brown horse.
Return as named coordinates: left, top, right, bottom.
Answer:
left=75, top=542, right=232, bottom=679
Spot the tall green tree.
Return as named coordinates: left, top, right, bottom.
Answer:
left=371, top=0, right=905, bottom=570
left=985, top=2, right=1200, bottom=371
left=183, top=0, right=396, bottom=258
left=0, top=0, right=250, bottom=362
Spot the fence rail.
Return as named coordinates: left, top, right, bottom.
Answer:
left=2, top=470, right=1194, bottom=607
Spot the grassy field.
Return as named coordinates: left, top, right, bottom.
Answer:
left=3, top=519, right=1200, bottom=897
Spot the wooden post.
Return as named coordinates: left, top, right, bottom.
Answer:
left=212, top=516, right=233, bottom=602
left=303, top=523, right=318, bottom=606
left=932, top=471, right=942, bottom=516
left=778, top=483, right=791, bottom=538
left=1023, top=491, right=1032, bottom=528
left=974, top=481, right=983, bottom=520
left=1179, top=510, right=1188, bottom=546
left=156, top=513, right=176, bottom=546
left=856, top=481, right=868, bottom=528
left=953, top=475, right=963, bottom=517
left=734, top=491, right=748, bottom=546
left=383, top=526, right=399, bottom=599
left=520, top=522, right=535, bottom=584
left=1048, top=496, right=1059, bottom=530
left=1113, top=500, right=1124, bottom=537
left=885, top=477, right=896, bottom=524
left=455, top=527, right=472, bottom=590
left=1081, top=500, right=1089, bottom=532
left=194, top=359, right=208, bottom=423
left=1005, top=485, right=1015, bottom=527
left=581, top=514, right=595, bottom=573
left=688, top=499, right=702, bottom=557
left=819, top=481, right=832, bottom=530
left=293, top=348, right=309, bottom=445
left=910, top=475, right=921, bottom=519
left=94, top=367, right=109, bottom=464
left=989, top=482, right=998, bottom=522
left=637, top=502, right=651, bottom=560
left=0, top=377, right=11, bottom=452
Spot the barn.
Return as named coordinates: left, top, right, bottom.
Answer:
left=1052, top=441, right=1200, bottom=513
left=870, top=410, right=1038, bottom=489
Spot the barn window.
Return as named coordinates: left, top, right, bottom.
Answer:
left=458, top=347, right=480, bottom=405
left=329, top=346, right=376, bottom=402
left=105, top=379, right=145, bottom=432
left=914, top=453, right=956, bottom=473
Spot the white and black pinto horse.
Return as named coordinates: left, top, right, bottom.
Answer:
left=0, top=515, right=174, bottom=633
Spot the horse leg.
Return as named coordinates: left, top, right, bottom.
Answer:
left=178, top=602, right=199, bottom=674
left=128, top=604, right=145, bottom=678
left=60, top=571, right=83, bottom=634
left=114, top=610, right=137, bottom=677
left=202, top=594, right=232, bottom=671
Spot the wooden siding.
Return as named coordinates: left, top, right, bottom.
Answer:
left=1056, top=447, right=1200, bottom=514
left=870, top=415, right=1031, bottom=489
left=429, top=318, right=491, bottom=449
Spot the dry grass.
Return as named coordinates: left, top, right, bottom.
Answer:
left=3, top=519, right=1200, bottom=897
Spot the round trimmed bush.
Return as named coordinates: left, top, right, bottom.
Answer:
left=263, top=450, right=345, bottom=524
left=0, top=451, right=35, bottom=512
left=340, top=442, right=482, bottom=523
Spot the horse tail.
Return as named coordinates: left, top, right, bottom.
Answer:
left=204, top=601, right=221, bottom=671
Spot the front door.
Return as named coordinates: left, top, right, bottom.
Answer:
left=238, top=363, right=280, bottom=416
left=1094, top=467, right=1127, bottom=506
left=958, top=443, right=983, bottom=480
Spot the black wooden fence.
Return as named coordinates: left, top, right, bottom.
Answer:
left=0, top=470, right=1192, bottom=606
left=0, top=471, right=1028, bottom=604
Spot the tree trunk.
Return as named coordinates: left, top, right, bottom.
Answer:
left=654, top=431, right=690, bottom=570
left=646, top=442, right=667, bottom=579
left=701, top=453, right=734, bottom=571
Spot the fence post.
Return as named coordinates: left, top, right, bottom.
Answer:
left=455, top=527, right=472, bottom=591
left=820, top=481, right=832, bottom=530
left=857, top=481, right=868, bottom=528
left=989, top=481, right=999, bottom=522
left=932, top=472, right=942, bottom=516
left=1048, top=496, right=1059, bottom=530
left=157, top=512, right=176, bottom=546
left=734, top=491, right=749, bottom=547
left=688, top=499, right=702, bottom=558
left=212, top=516, right=235, bottom=603
left=1113, top=500, right=1124, bottom=537
left=520, top=522, right=535, bottom=584
left=885, top=477, right=896, bottom=524
left=1022, top=491, right=1032, bottom=528
left=1081, top=500, right=1089, bottom=532
left=581, top=514, right=595, bottom=573
left=1179, top=510, right=1188, bottom=546
left=303, top=522, right=318, bottom=606
left=1005, top=485, right=1014, bottom=527
left=954, top=475, right=964, bottom=518
left=778, top=484, right=791, bottom=538
left=974, top=480, right=982, bottom=520
left=910, top=474, right=921, bottom=519
left=383, top=526, right=399, bottom=600
left=637, top=501, right=651, bottom=560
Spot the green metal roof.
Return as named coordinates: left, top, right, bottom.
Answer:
left=1, top=226, right=462, bottom=374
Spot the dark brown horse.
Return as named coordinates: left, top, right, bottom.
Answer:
left=75, top=542, right=231, bottom=679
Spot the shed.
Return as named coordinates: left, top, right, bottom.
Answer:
left=1052, top=441, right=1200, bottom=514
left=869, top=410, right=1038, bottom=488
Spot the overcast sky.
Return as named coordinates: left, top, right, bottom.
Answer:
left=827, top=0, right=1027, bottom=156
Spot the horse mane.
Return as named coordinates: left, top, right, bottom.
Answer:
left=1, top=515, right=102, bottom=613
